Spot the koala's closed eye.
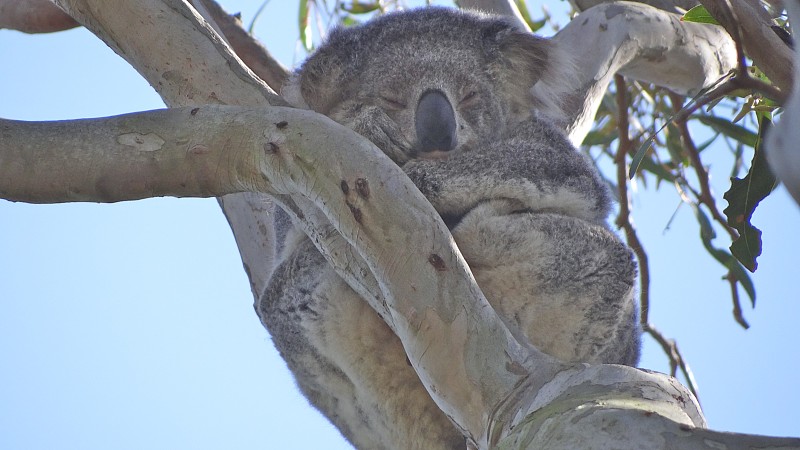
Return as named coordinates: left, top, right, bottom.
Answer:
left=458, top=90, right=478, bottom=107
left=377, top=96, right=408, bottom=110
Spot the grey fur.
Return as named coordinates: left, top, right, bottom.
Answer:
left=262, top=7, right=640, bottom=450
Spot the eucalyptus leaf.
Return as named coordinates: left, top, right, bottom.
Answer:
left=682, top=5, right=720, bottom=25
left=723, top=118, right=778, bottom=272
left=299, top=0, right=313, bottom=51
left=691, top=205, right=756, bottom=305
left=694, top=115, right=758, bottom=148
left=629, top=135, right=655, bottom=179
left=582, top=129, right=618, bottom=146
left=341, top=1, right=380, bottom=14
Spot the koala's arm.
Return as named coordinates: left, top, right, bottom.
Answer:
left=327, top=100, right=414, bottom=164
left=404, top=118, right=642, bottom=365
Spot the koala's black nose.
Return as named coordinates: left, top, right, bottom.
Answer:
left=415, top=89, right=457, bottom=153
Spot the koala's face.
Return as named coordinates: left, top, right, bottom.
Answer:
left=285, top=8, right=560, bottom=163
left=341, top=47, right=509, bottom=160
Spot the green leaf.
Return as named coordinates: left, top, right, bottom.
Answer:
left=638, top=157, right=676, bottom=185
left=691, top=205, right=757, bottom=305
left=681, top=5, right=720, bottom=25
left=581, top=129, right=618, bottom=146
left=299, top=0, right=313, bottom=51
left=248, top=0, right=272, bottom=34
left=629, top=135, right=655, bottom=179
left=514, top=0, right=547, bottom=32
left=341, top=1, right=380, bottom=14
left=664, top=123, right=686, bottom=166
left=722, top=118, right=778, bottom=272
left=694, top=115, right=758, bottom=148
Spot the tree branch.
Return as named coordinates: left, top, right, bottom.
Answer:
left=669, top=93, right=740, bottom=242
left=0, top=107, right=282, bottom=203
left=699, top=0, right=792, bottom=94
left=613, top=75, right=651, bottom=325
left=194, top=0, right=290, bottom=92
left=0, top=102, right=568, bottom=447
left=51, top=0, right=286, bottom=298
left=765, top=1, right=800, bottom=206
left=570, top=0, right=700, bottom=13
left=553, top=2, right=736, bottom=145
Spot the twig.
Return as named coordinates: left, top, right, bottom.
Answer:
left=613, top=75, right=651, bottom=324
left=615, top=76, right=701, bottom=400
left=699, top=0, right=792, bottom=93
left=725, top=273, right=751, bottom=329
left=643, top=323, right=701, bottom=401
left=669, top=93, right=740, bottom=243
left=196, top=0, right=291, bottom=93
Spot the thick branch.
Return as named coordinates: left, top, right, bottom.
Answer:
left=699, top=0, right=792, bottom=93
left=195, top=0, right=290, bottom=92
left=0, top=107, right=279, bottom=203
left=765, top=1, right=800, bottom=205
left=554, top=2, right=736, bottom=144
left=52, top=0, right=286, bottom=298
left=570, top=0, right=700, bottom=13
left=52, top=0, right=283, bottom=108
left=0, top=103, right=565, bottom=447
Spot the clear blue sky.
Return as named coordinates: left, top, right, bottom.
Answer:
left=1, top=2, right=798, bottom=449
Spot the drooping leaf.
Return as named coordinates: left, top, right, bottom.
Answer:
left=694, top=115, right=758, bottom=148
left=664, top=123, right=686, bottom=166
left=629, top=134, right=656, bottom=179
left=681, top=5, right=720, bottom=25
left=341, top=1, right=381, bottom=14
left=248, top=0, right=272, bottom=34
left=691, top=205, right=757, bottom=305
left=514, top=0, right=547, bottom=32
left=581, top=129, right=618, bottom=146
left=299, top=0, right=313, bottom=51
left=339, top=14, right=360, bottom=27
left=637, top=156, right=676, bottom=185
left=723, top=117, right=778, bottom=272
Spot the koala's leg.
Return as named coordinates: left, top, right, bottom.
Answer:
left=452, top=200, right=641, bottom=366
left=259, top=236, right=465, bottom=450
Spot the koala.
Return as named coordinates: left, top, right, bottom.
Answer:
left=260, top=7, right=641, bottom=450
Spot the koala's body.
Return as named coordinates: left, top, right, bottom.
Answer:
left=260, top=8, right=641, bottom=450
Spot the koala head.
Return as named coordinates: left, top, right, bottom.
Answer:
left=283, top=7, right=573, bottom=163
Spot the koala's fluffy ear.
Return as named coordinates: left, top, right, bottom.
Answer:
left=282, top=49, right=348, bottom=113
left=489, top=27, right=576, bottom=123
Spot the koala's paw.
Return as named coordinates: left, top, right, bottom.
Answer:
left=333, top=102, right=413, bottom=163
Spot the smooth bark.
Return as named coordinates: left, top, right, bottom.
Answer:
left=553, top=2, right=736, bottom=144
left=699, top=0, right=792, bottom=94
left=765, top=1, right=800, bottom=206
